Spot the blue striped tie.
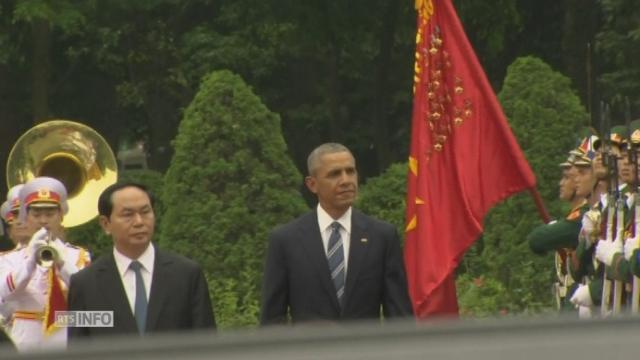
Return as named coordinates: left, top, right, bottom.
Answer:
left=129, top=261, right=148, bottom=334
left=327, top=222, right=345, bottom=307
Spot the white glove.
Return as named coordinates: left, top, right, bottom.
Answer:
left=27, top=227, right=49, bottom=268
left=5, top=228, right=49, bottom=297
left=50, top=240, right=67, bottom=266
left=624, top=237, right=638, bottom=261
left=595, top=239, right=621, bottom=266
left=51, top=240, right=76, bottom=286
left=581, top=211, right=600, bottom=239
left=570, top=284, right=593, bottom=307
left=577, top=305, right=592, bottom=319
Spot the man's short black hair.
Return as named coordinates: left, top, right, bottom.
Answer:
left=98, top=182, right=155, bottom=218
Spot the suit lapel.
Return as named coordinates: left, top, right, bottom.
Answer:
left=344, top=210, right=370, bottom=308
left=146, top=247, right=172, bottom=331
left=297, top=211, right=341, bottom=312
left=97, top=254, right=137, bottom=332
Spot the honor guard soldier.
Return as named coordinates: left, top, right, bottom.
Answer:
left=528, top=150, right=587, bottom=310
left=570, top=126, right=627, bottom=316
left=0, top=177, right=90, bottom=351
left=595, top=120, right=640, bottom=312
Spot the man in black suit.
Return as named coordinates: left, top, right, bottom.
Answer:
left=67, top=182, right=215, bottom=340
left=260, top=143, right=413, bottom=325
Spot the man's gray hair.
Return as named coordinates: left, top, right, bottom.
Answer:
left=307, top=143, right=353, bottom=175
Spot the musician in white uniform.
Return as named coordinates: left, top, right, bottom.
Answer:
left=0, top=177, right=90, bottom=351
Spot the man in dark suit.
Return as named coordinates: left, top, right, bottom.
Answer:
left=260, top=143, right=413, bottom=325
left=67, top=182, right=215, bottom=341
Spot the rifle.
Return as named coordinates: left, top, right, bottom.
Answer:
left=600, top=102, right=621, bottom=316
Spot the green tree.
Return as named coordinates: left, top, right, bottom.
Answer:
left=596, top=0, right=640, bottom=115
left=160, top=70, right=307, bottom=328
left=357, top=162, right=407, bottom=241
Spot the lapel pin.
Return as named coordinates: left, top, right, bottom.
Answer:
left=360, top=238, right=368, bottom=243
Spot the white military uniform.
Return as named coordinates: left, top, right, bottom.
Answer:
left=0, top=177, right=91, bottom=352
left=1, top=187, right=24, bottom=335
left=0, top=240, right=89, bottom=351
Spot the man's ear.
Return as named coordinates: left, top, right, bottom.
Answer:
left=98, top=215, right=111, bottom=235
left=305, top=176, right=317, bottom=195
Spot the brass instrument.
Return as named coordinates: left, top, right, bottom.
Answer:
left=36, top=231, right=58, bottom=268
left=6, top=120, right=118, bottom=228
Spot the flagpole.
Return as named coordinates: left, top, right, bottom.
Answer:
left=529, top=188, right=551, bottom=223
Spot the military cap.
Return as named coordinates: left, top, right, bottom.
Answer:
left=559, top=152, right=578, bottom=168
left=1, top=201, right=15, bottom=224
left=628, top=119, right=640, bottom=146
left=609, top=125, right=628, bottom=147
left=572, top=128, right=600, bottom=166
left=6, top=184, right=23, bottom=212
left=18, top=177, right=69, bottom=222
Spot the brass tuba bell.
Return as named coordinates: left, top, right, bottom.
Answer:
left=6, top=120, right=118, bottom=228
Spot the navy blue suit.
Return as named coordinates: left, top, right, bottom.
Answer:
left=260, top=208, right=413, bottom=324
left=68, top=245, right=215, bottom=340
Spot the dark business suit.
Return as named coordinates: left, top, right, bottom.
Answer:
left=67, top=245, right=215, bottom=340
left=260, top=208, right=413, bottom=325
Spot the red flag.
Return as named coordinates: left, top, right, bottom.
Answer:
left=404, top=0, right=536, bottom=318
left=43, top=267, right=67, bottom=334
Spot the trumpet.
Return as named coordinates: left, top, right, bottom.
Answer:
left=36, top=231, right=59, bottom=268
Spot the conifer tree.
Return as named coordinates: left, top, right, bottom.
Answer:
left=161, top=70, right=307, bottom=327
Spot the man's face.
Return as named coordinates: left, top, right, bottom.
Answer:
left=26, top=206, right=63, bottom=240
left=559, top=168, right=577, bottom=202
left=593, top=151, right=607, bottom=180
left=619, top=151, right=634, bottom=184
left=100, top=186, right=155, bottom=253
left=8, top=216, right=32, bottom=245
left=574, top=166, right=595, bottom=198
left=305, top=151, right=358, bottom=217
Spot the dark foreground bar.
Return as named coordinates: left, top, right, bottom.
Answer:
left=2, top=315, right=639, bottom=359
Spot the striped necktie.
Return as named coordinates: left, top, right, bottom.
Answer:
left=327, top=221, right=346, bottom=307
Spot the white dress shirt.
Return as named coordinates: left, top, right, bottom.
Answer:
left=113, top=244, right=154, bottom=315
left=317, top=204, right=351, bottom=272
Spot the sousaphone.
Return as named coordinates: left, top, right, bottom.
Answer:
left=6, top=120, right=118, bottom=227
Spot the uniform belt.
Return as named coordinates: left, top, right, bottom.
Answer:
left=13, top=311, right=44, bottom=320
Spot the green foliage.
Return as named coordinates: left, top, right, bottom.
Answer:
left=456, top=274, right=510, bottom=318
left=357, top=162, right=407, bottom=241
left=13, top=0, right=87, bottom=33
left=596, top=0, right=640, bottom=112
left=160, top=70, right=307, bottom=329
left=467, top=56, right=588, bottom=313
left=66, top=169, right=165, bottom=260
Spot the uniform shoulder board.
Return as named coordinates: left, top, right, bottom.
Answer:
left=64, top=243, right=87, bottom=250
left=566, top=208, right=581, bottom=221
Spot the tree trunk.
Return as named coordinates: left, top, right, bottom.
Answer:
left=31, top=18, right=51, bottom=123
left=561, top=0, right=598, bottom=117
left=372, top=0, right=398, bottom=173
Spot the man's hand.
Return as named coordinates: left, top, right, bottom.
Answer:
left=570, top=284, right=593, bottom=307
left=595, top=239, right=621, bottom=266
left=624, top=237, right=638, bottom=261
left=581, top=210, right=600, bottom=245
left=27, top=227, right=49, bottom=267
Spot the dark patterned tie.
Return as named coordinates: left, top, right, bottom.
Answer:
left=129, top=261, right=147, bottom=334
left=327, top=222, right=346, bottom=307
